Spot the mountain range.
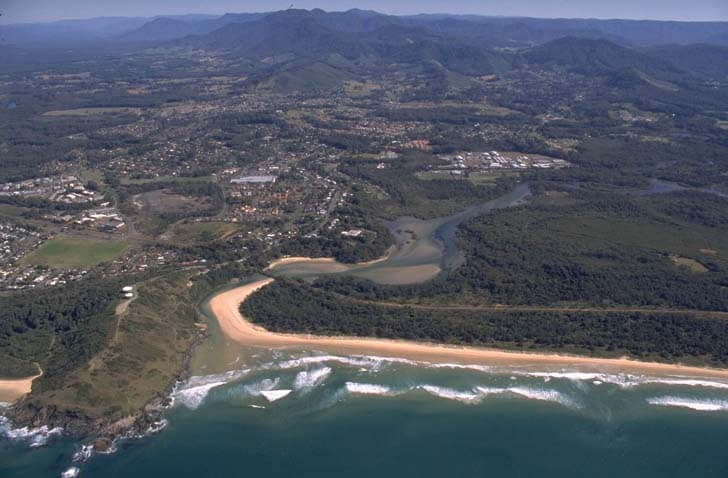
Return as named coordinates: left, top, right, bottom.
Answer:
left=2, top=9, right=728, bottom=93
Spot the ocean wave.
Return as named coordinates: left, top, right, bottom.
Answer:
left=244, top=377, right=281, bottom=396
left=640, top=378, right=728, bottom=390
left=506, top=387, right=581, bottom=408
left=473, top=386, right=509, bottom=396
left=294, top=367, right=332, bottom=390
left=61, top=467, right=80, bottom=478
left=345, top=382, right=395, bottom=396
left=72, top=444, right=94, bottom=462
left=428, top=363, right=492, bottom=373
left=260, top=390, right=293, bottom=402
left=146, top=419, right=168, bottom=434
left=521, top=371, right=728, bottom=391
left=0, top=416, right=63, bottom=448
left=647, top=396, right=728, bottom=412
left=275, top=354, right=419, bottom=372
left=172, top=369, right=250, bottom=410
left=418, top=385, right=483, bottom=404
left=173, top=381, right=228, bottom=410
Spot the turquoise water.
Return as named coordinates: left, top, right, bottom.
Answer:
left=4, top=348, right=728, bottom=477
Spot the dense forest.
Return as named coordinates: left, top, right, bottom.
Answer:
left=0, top=276, right=127, bottom=380
left=311, top=187, right=728, bottom=311
left=244, top=279, right=728, bottom=367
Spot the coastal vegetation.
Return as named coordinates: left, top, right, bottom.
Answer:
left=243, top=279, right=728, bottom=367
left=4, top=262, right=256, bottom=434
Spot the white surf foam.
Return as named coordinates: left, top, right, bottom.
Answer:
left=506, top=387, right=581, bottom=408
left=61, top=467, right=80, bottom=478
left=521, top=371, right=728, bottom=390
left=474, top=386, right=509, bottom=396
left=173, top=381, right=227, bottom=410
left=528, top=372, right=605, bottom=381
left=428, top=363, right=492, bottom=373
left=173, top=369, right=250, bottom=410
left=147, top=419, right=168, bottom=434
left=418, top=385, right=483, bottom=404
left=647, top=396, right=728, bottom=412
left=276, top=354, right=418, bottom=371
left=244, top=377, right=281, bottom=396
left=249, top=404, right=266, bottom=409
left=0, top=416, right=63, bottom=448
left=345, top=382, right=394, bottom=396
left=72, top=444, right=94, bottom=462
left=641, top=378, right=728, bottom=390
left=260, top=390, right=293, bottom=402
left=294, top=367, right=332, bottom=390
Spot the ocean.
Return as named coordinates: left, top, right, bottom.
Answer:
left=4, top=344, right=728, bottom=478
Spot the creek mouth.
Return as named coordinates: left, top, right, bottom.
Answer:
left=268, top=182, right=531, bottom=285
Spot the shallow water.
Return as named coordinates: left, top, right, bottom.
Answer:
left=269, top=182, right=531, bottom=284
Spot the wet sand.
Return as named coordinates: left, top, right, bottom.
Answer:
left=208, top=278, right=728, bottom=379
left=265, top=257, right=345, bottom=271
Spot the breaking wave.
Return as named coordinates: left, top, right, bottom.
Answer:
left=520, top=371, right=728, bottom=390
left=414, top=385, right=580, bottom=408
left=345, top=382, right=395, bottom=396
left=506, top=387, right=581, bottom=408
left=418, top=385, right=483, bottom=404
left=0, top=416, right=63, bottom=448
left=172, top=369, right=250, bottom=410
left=61, top=467, right=80, bottom=478
left=276, top=354, right=418, bottom=372
left=260, top=390, right=293, bottom=402
left=294, top=367, right=332, bottom=390
left=647, top=396, right=728, bottom=412
left=174, top=381, right=228, bottom=410
left=428, top=363, right=492, bottom=373
left=242, top=378, right=281, bottom=398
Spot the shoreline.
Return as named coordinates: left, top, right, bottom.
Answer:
left=208, top=278, right=728, bottom=379
left=265, top=256, right=338, bottom=270
left=0, top=371, right=42, bottom=403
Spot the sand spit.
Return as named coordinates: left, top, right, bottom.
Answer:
left=209, top=279, right=728, bottom=379
left=265, top=247, right=395, bottom=273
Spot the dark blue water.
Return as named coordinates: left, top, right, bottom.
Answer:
left=5, top=351, right=728, bottom=478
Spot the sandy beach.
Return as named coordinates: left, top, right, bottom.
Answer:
left=265, top=256, right=340, bottom=271
left=0, top=371, right=41, bottom=403
left=208, top=278, right=728, bottom=379
left=265, top=249, right=396, bottom=272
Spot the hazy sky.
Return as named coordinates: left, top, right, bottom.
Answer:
left=1, top=0, right=727, bottom=24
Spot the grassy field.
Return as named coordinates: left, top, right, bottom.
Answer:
left=167, top=221, right=242, bottom=244
left=23, top=236, right=130, bottom=268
